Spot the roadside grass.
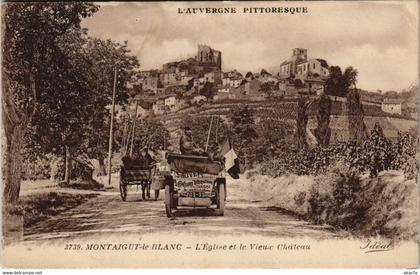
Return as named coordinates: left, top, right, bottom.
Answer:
left=58, top=178, right=105, bottom=191
left=239, top=169, right=419, bottom=241
left=20, top=192, right=98, bottom=227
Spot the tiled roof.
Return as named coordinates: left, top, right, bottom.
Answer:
left=159, top=94, right=176, bottom=100
left=316, top=59, right=329, bottom=68
left=280, top=60, right=291, bottom=66
left=382, top=98, right=402, bottom=104
left=296, top=60, right=308, bottom=65
left=230, top=76, right=243, bottom=81
left=260, top=69, right=272, bottom=76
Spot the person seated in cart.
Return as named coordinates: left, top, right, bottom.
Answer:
left=179, top=126, right=224, bottom=161
left=120, top=147, right=157, bottom=200
left=121, top=147, right=157, bottom=168
left=179, top=126, right=206, bottom=155
left=172, top=126, right=222, bottom=175
left=134, top=147, right=157, bottom=168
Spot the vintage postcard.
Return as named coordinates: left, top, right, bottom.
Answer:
left=1, top=1, right=419, bottom=269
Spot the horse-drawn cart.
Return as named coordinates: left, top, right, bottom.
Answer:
left=119, top=163, right=158, bottom=201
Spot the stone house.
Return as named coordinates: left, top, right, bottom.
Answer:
left=138, top=70, right=159, bottom=79
left=139, top=76, right=161, bottom=95
left=204, top=71, right=222, bottom=85
left=230, top=77, right=242, bottom=88
left=280, top=48, right=308, bottom=78
left=161, top=72, right=178, bottom=85
left=280, top=48, right=329, bottom=80
left=152, top=98, right=166, bottom=115
left=296, top=59, right=329, bottom=78
left=381, top=98, right=403, bottom=115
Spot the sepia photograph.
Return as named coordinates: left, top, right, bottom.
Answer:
left=1, top=1, right=419, bottom=269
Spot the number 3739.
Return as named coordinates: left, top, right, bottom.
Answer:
left=64, top=243, right=83, bottom=250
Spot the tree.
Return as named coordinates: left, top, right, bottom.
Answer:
left=26, top=27, right=94, bottom=185
left=82, top=38, right=139, bottom=175
left=362, top=123, right=392, bottom=177
left=186, top=78, right=195, bottom=91
left=342, top=66, right=358, bottom=92
left=2, top=3, right=98, bottom=207
left=294, top=78, right=305, bottom=89
left=324, top=66, right=358, bottom=97
left=229, top=106, right=258, bottom=168
left=24, top=33, right=139, bottom=181
left=128, top=118, right=170, bottom=155
left=296, top=96, right=310, bottom=150
left=324, top=66, right=342, bottom=96
left=347, top=89, right=368, bottom=143
left=199, top=82, right=215, bottom=99
left=259, top=81, right=275, bottom=97
left=181, top=115, right=229, bottom=154
left=314, top=93, right=332, bottom=147
left=254, top=118, right=294, bottom=162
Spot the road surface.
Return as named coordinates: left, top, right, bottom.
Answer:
left=24, top=181, right=346, bottom=242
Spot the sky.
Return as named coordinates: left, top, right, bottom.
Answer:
left=82, top=1, right=418, bottom=92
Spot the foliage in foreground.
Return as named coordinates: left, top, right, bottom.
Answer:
left=260, top=124, right=418, bottom=180
left=20, top=192, right=98, bottom=227
left=252, top=120, right=418, bottom=239
left=308, top=166, right=418, bottom=239
left=242, top=167, right=418, bottom=240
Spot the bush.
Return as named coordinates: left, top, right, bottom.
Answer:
left=360, top=171, right=418, bottom=239
left=391, top=132, right=418, bottom=180
left=52, top=154, right=94, bottom=181
left=241, top=166, right=418, bottom=239
left=260, top=144, right=347, bottom=177
left=308, top=167, right=418, bottom=239
left=260, top=125, right=418, bottom=180
left=309, top=166, right=372, bottom=230
left=58, top=178, right=104, bottom=190
left=21, top=154, right=53, bottom=181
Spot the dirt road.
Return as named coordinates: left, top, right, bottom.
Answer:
left=24, top=181, right=346, bottom=242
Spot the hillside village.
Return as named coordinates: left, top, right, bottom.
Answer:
left=129, top=45, right=330, bottom=115
left=129, top=44, right=418, bottom=119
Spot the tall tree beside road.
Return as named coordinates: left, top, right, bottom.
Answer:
left=2, top=3, right=98, bottom=207
left=24, top=28, right=139, bottom=181
left=27, top=27, right=93, bottom=185
left=347, top=89, right=368, bottom=143
left=229, top=106, right=258, bottom=168
left=314, top=93, right=332, bottom=147
left=129, top=119, right=170, bottom=154
left=324, top=66, right=342, bottom=96
left=325, top=66, right=358, bottom=97
left=296, top=96, right=310, bottom=150
left=83, top=38, right=139, bottom=175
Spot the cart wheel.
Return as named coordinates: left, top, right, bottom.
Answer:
left=217, top=183, right=226, bottom=215
left=154, top=189, right=160, bottom=201
left=119, top=181, right=127, bottom=201
left=165, top=185, right=173, bottom=217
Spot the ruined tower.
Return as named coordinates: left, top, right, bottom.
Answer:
left=196, top=45, right=222, bottom=70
